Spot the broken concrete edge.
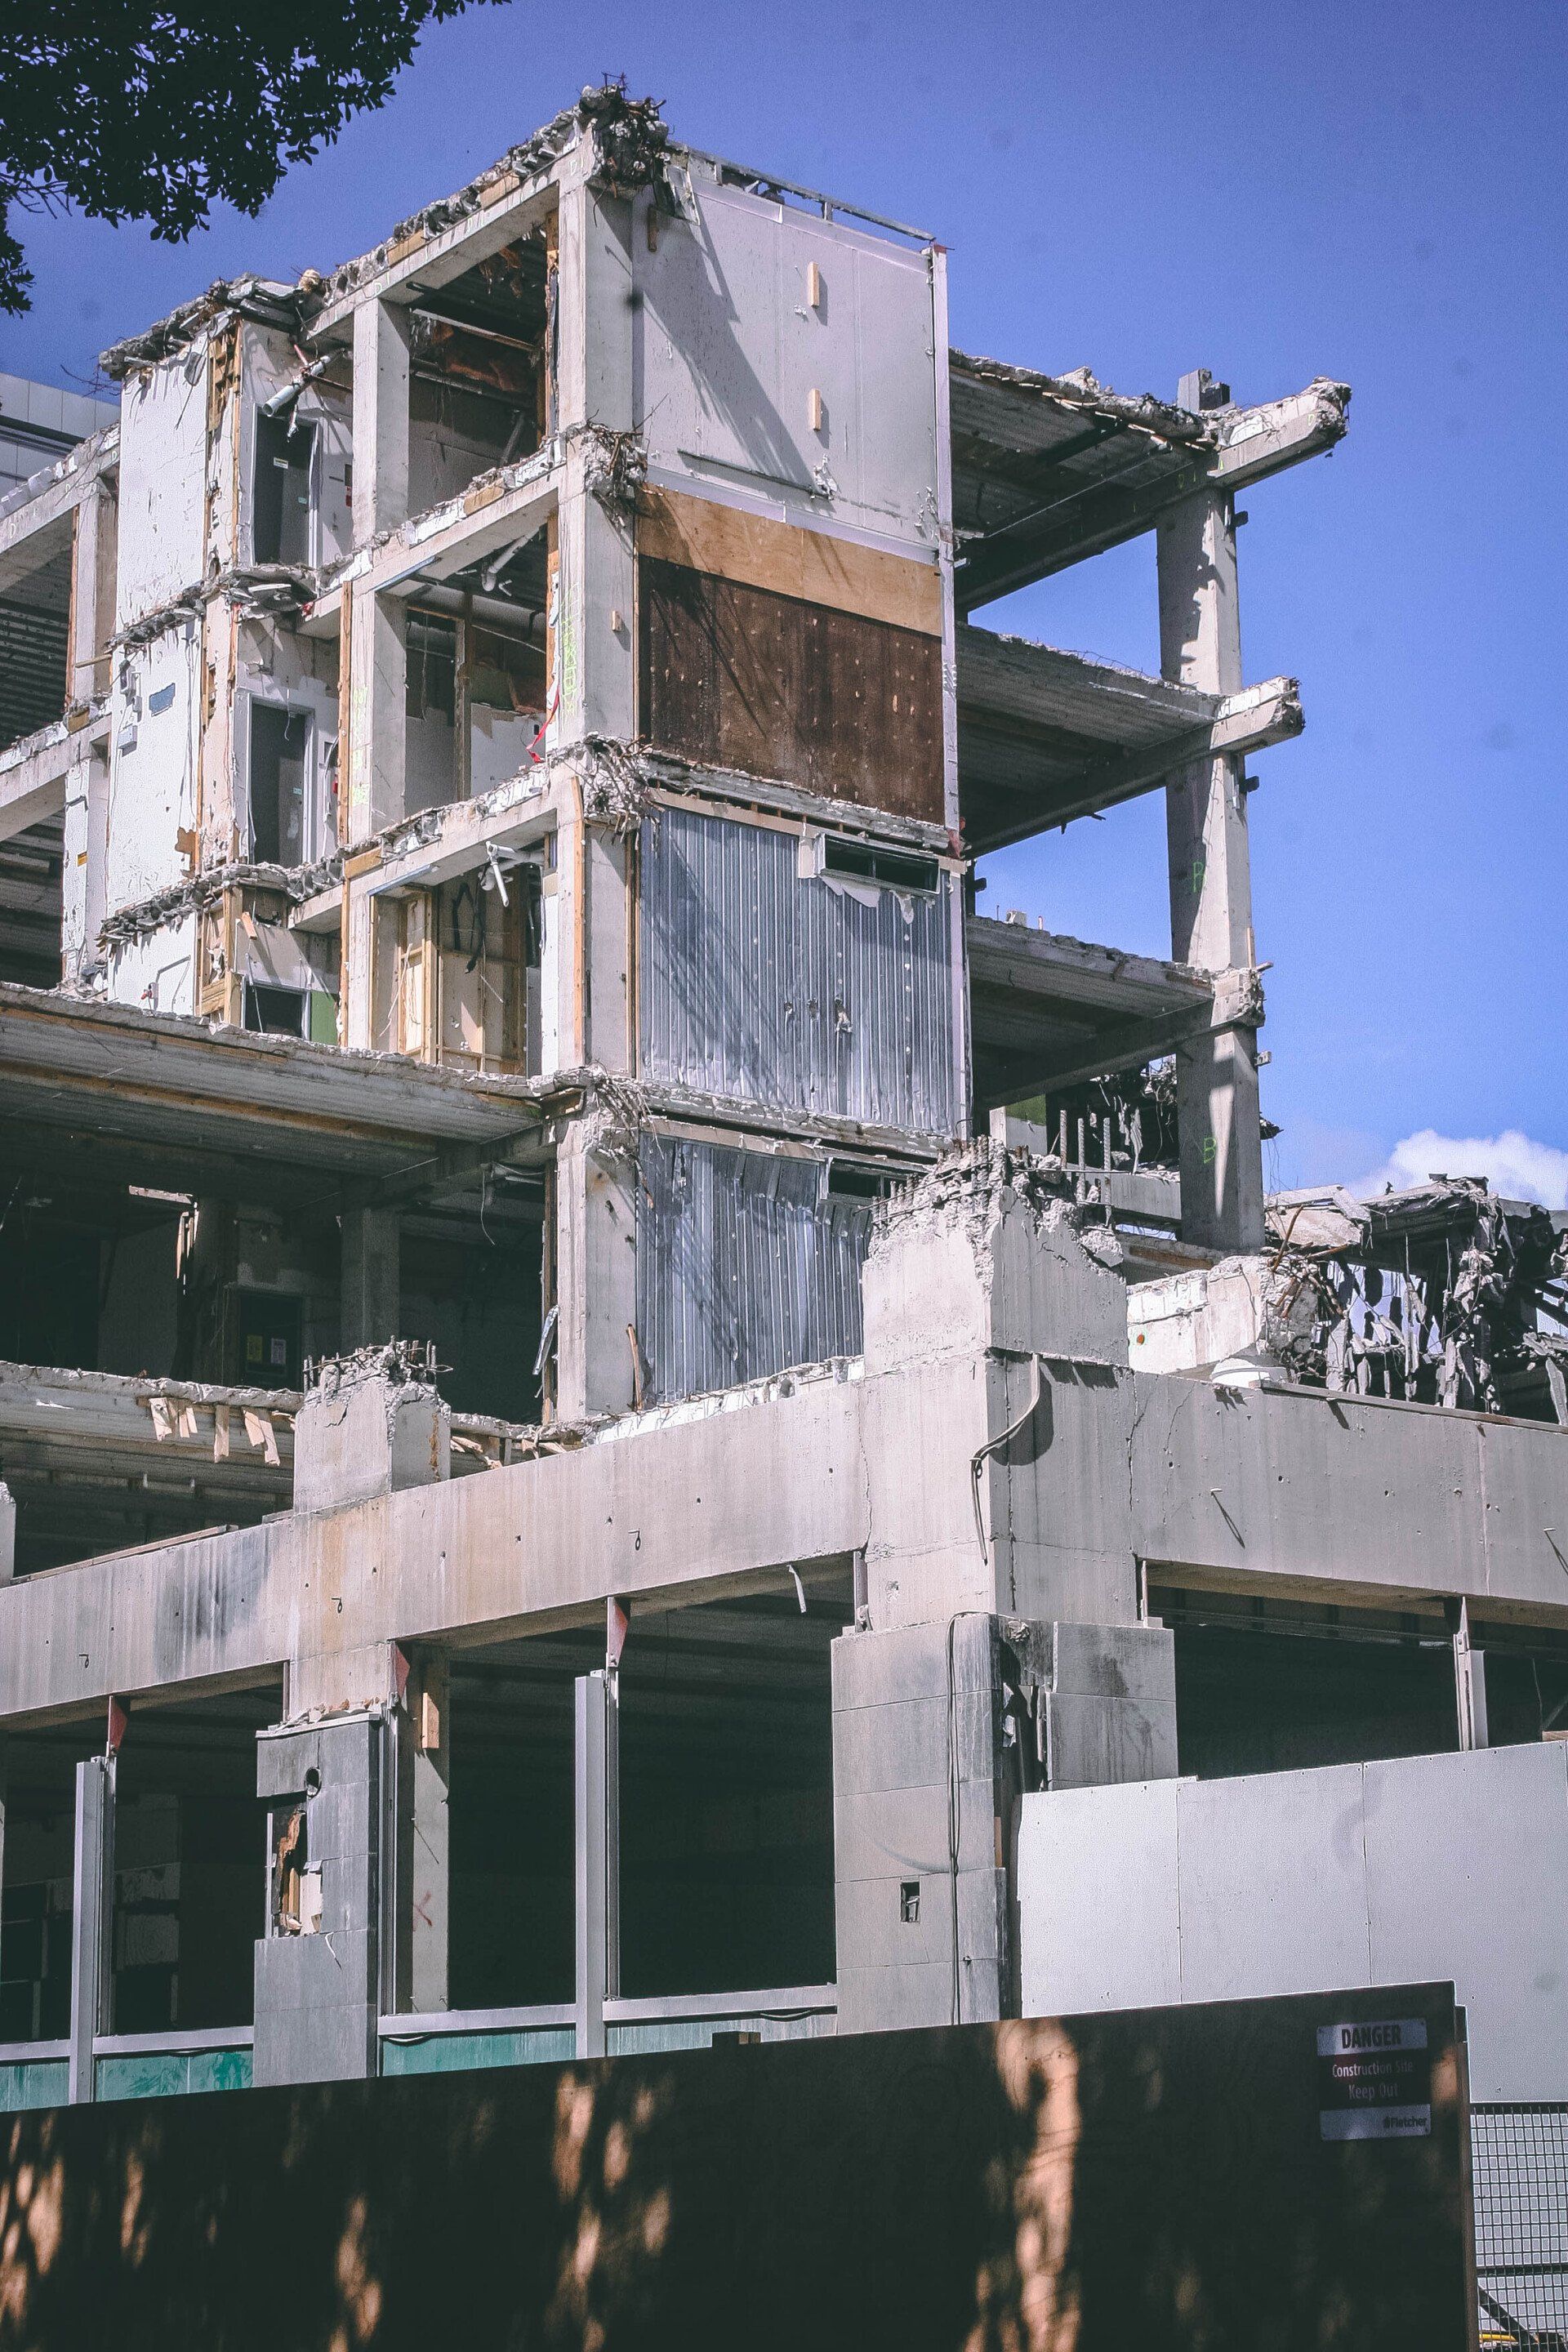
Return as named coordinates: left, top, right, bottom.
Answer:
left=0, top=421, right=120, bottom=531
left=0, top=1355, right=562, bottom=1459
left=952, top=351, right=1352, bottom=461
left=97, top=853, right=345, bottom=950
left=951, top=349, right=1212, bottom=443
left=99, top=276, right=301, bottom=382
left=0, top=696, right=111, bottom=779
left=96, top=84, right=666, bottom=384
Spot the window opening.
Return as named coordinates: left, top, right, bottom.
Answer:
left=252, top=413, right=314, bottom=566
left=248, top=705, right=310, bottom=865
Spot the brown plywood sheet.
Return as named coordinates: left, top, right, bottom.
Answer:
left=639, top=556, right=944, bottom=824
left=639, top=488, right=943, bottom=638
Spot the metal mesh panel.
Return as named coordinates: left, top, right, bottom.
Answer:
left=1473, top=2105, right=1568, bottom=2346
left=635, top=1134, right=871, bottom=1405
left=639, top=805, right=958, bottom=1136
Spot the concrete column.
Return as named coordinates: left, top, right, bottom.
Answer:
left=253, top=1712, right=385, bottom=2087
left=407, top=1655, right=450, bottom=2015
left=553, top=1119, right=637, bottom=1423
left=292, top=1349, right=448, bottom=1516
left=343, top=586, right=407, bottom=840
left=61, top=746, right=109, bottom=987
left=1157, top=452, right=1264, bottom=1252
left=0, top=1736, right=8, bottom=1996
left=69, top=481, right=116, bottom=707
left=351, top=298, right=412, bottom=541
left=573, top=1669, right=620, bottom=2060
left=339, top=1207, right=401, bottom=1352
left=1449, top=1598, right=1490, bottom=1753
left=69, top=1754, right=115, bottom=2103
left=832, top=1615, right=1177, bottom=2037
left=858, top=1143, right=1138, bottom=1628
left=0, top=1481, right=15, bottom=1581
left=838, top=1144, right=1178, bottom=2036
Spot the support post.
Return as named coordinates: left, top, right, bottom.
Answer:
left=61, top=746, right=109, bottom=987
left=408, top=1655, right=450, bottom=2014
left=351, top=298, right=412, bottom=541
left=1449, top=1597, right=1490, bottom=1753
left=0, top=1735, right=8, bottom=1997
left=69, top=1754, right=115, bottom=2104
left=0, top=1480, right=15, bottom=1581
left=573, top=1668, right=620, bottom=2060
left=343, top=587, right=408, bottom=840
left=340, top=1206, right=401, bottom=1351
left=69, top=481, right=116, bottom=706
left=1157, top=415, right=1264, bottom=1253
left=553, top=1121, right=637, bottom=1422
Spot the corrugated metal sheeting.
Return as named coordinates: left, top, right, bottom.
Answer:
left=635, top=1134, right=871, bottom=1404
left=639, top=805, right=958, bottom=1134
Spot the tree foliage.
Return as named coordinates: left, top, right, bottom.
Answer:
left=0, top=2, right=499, bottom=314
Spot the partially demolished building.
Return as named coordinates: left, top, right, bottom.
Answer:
left=0, top=90, right=1564, bottom=2132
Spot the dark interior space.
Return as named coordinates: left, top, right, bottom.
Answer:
left=247, top=702, right=310, bottom=865
left=0, top=1181, right=183, bottom=1377
left=0, top=1683, right=278, bottom=2042
left=399, top=1196, right=545, bottom=1423
left=1472, top=1618, right=1568, bottom=1745
left=405, top=232, right=550, bottom=515
left=1156, top=1588, right=1461, bottom=1779
left=0, top=542, right=70, bottom=755
left=447, top=1577, right=844, bottom=2011
left=0, top=813, right=64, bottom=988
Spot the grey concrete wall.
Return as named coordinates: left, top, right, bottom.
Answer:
left=834, top=1615, right=1176, bottom=2036
left=252, top=1713, right=384, bottom=2087
left=1132, top=1374, right=1568, bottom=1613
left=1018, top=1741, right=1568, bottom=2100
left=833, top=1615, right=1012, bottom=2035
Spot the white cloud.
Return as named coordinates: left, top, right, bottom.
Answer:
left=1352, top=1128, right=1568, bottom=1210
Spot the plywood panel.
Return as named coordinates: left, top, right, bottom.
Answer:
left=639, top=488, right=942, bottom=635
left=639, top=555, right=943, bottom=822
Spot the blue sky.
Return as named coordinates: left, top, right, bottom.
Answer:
left=4, top=0, right=1563, bottom=1194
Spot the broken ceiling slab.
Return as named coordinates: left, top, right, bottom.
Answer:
left=0, top=425, right=118, bottom=591
left=948, top=354, right=1349, bottom=607
left=97, top=278, right=300, bottom=382
left=1265, top=1186, right=1371, bottom=1256
left=956, top=623, right=1301, bottom=851
left=0, top=700, right=109, bottom=848
left=967, top=915, right=1226, bottom=1111
left=301, top=439, right=560, bottom=623
left=0, top=982, right=567, bottom=1208
left=303, top=101, right=588, bottom=340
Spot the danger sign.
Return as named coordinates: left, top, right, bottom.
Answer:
left=1316, top=2018, right=1431, bottom=2141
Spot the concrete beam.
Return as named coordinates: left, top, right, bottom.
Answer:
left=0, top=426, right=118, bottom=598
left=307, top=453, right=558, bottom=620
left=1208, top=380, right=1352, bottom=491
left=2, top=1346, right=1567, bottom=1732
left=962, top=663, right=1301, bottom=851
left=309, top=174, right=559, bottom=343
left=0, top=705, right=109, bottom=847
